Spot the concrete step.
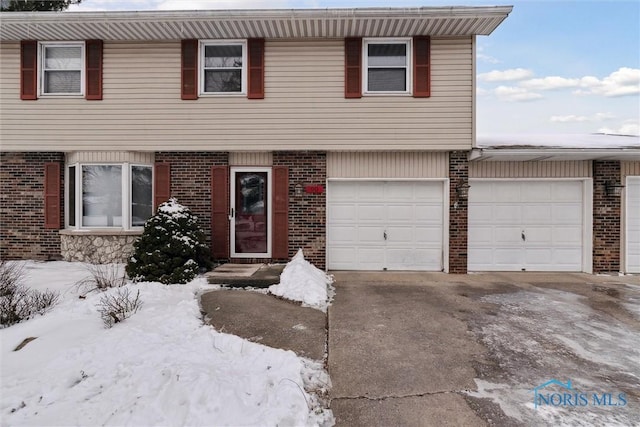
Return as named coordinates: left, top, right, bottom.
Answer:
left=206, top=263, right=285, bottom=288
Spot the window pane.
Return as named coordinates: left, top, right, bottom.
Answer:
left=45, top=46, right=82, bottom=70
left=204, top=70, right=242, bottom=92
left=368, top=68, right=407, bottom=92
left=131, top=166, right=153, bottom=227
left=204, top=45, right=242, bottom=68
left=44, top=70, right=81, bottom=93
left=82, top=165, right=122, bottom=227
left=368, top=43, right=407, bottom=67
left=68, top=166, right=76, bottom=227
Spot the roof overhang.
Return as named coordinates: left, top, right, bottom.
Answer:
left=470, top=147, right=640, bottom=162
left=0, top=6, right=513, bottom=41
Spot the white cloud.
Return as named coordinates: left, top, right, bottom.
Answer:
left=576, top=67, right=640, bottom=97
left=478, top=68, right=533, bottom=82
left=521, top=68, right=639, bottom=97
left=477, top=53, right=500, bottom=64
left=521, top=76, right=579, bottom=90
left=550, top=112, right=615, bottom=123
left=476, top=87, right=490, bottom=96
left=494, top=86, right=543, bottom=102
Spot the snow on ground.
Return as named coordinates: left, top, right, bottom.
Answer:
left=268, top=250, right=334, bottom=313
left=466, top=286, right=640, bottom=426
left=1, top=261, right=333, bottom=427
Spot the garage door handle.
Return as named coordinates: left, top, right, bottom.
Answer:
left=384, top=231, right=388, bottom=241
left=521, top=230, right=526, bottom=242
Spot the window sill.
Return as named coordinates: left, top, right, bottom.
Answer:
left=59, top=229, right=143, bottom=236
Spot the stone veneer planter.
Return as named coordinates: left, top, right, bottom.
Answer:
left=59, top=230, right=142, bottom=263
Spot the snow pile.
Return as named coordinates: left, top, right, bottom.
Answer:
left=269, top=250, right=334, bottom=312
left=1, top=261, right=333, bottom=427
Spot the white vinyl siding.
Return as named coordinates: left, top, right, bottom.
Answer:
left=1, top=38, right=473, bottom=151
left=469, top=161, right=592, bottom=178
left=327, top=152, right=448, bottom=178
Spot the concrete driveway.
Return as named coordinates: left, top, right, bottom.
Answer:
left=328, top=272, right=640, bottom=427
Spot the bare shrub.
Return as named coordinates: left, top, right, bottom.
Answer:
left=76, top=263, right=127, bottom=295
left=0, top=261, right=59, bottom=327
left=0, top=260, right=25, bottom=296
left=97, top=288, right=142, bottom=328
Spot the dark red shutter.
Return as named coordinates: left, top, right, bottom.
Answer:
left=181, top=39, right=198, bottom=100
left=85, top=39, right=103, bottom=100
left=44, top=163, right=61, bottom=229
left=413, top=36, right=431, bottom=98
left=344, top=38, right=362, bottom=99
left=248, top=38, right=265, bottom=99
left=272, top=166, right=289, bottom=260
left=154, top=163, right=171, bottom=209
left=20, top=40, right=38, bottom=100
left=211, top=166, right=229, bottom=259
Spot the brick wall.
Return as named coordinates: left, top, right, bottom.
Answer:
left=449, top=151, right=468, bottom=273
left=593, top=160, right=621, bottom=273
left=0, top=152, right=64, bottom=260
left=274, top=151, right=327, bottom=269
left=155, top=152, right=228, bottom=256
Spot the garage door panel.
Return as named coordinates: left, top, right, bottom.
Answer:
left=357, top=204, right=385, bottom=221
left=358, top=182, right=385, bottom=199
left=358, top=226, right=383, bottom=243
left=386, top=248, right=441, bottom=271
left=523, top=183, right=552, bottom=202
left=553, top=181, right=583, bottom=201
left=493, top=227, right=523, bottom=244
left=414, top=205, right=443, bottom=222
left=329, top=183, right=358, bottom=200
left=523, top=205, right=552, bottom=222
left=328, top=204, right=356, bottom=221
left=328, top=226, right=357, bottom=242
left=385, top=182, right=414, bottom=199
left=470, top=180, right=584, bottom=272
left=413, top=226, right=444, bottom=245
left=552, top=204, right=582, bottom=223
left=495, top=205, right=522, bottom=222
left=387, top=205, right=416, bottom=221
left=553, top=226, right=582, bottom=245
left=413, top=183, right=443, bottom=201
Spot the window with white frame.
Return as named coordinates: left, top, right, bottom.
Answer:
left=66, top=164, right=153, bottom=229
left=364, top=39, right=411, bottom=94
left=200, top=40, right=247, bottom=94
left=40, top=42, right=84, bottom=96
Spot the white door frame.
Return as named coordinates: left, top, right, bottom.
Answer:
left=230, top=167, right=272, bottom=258
left=468, top=178, right=593, bottom=273
left=325, top=178, right=449, bottom=272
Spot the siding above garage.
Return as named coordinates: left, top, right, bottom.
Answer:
left=327, top=152, right=449, bottom=178
left=469, top=161, right=592, bottom=178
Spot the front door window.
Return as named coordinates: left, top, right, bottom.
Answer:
left=231, top=169, right=271, bottom=257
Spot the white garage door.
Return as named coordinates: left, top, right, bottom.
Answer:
left=627, top=177, right=640, bottom=273
left=469, top=180, right=585, bottom=272
left=327, top=181, right=444, bottom=271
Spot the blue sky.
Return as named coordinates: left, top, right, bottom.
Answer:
left=68, top=0, right=640, bottom=136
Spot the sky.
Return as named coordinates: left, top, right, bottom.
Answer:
left=66, top=0, right=640, bottom=136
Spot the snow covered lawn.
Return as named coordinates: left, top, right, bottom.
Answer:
left=1, top=261, right=333, bottom=426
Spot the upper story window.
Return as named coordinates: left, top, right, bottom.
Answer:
left=200, top=40, right=247, bottom=95
left=363, top=38, right=411, bottom=95
left=40, top=42, right=85, bottom=96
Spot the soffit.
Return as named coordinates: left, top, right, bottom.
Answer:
left=0, top=6, right=512, bottom=41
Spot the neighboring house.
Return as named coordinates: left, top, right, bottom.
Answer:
left=0, top=6, right=637, bottom=274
